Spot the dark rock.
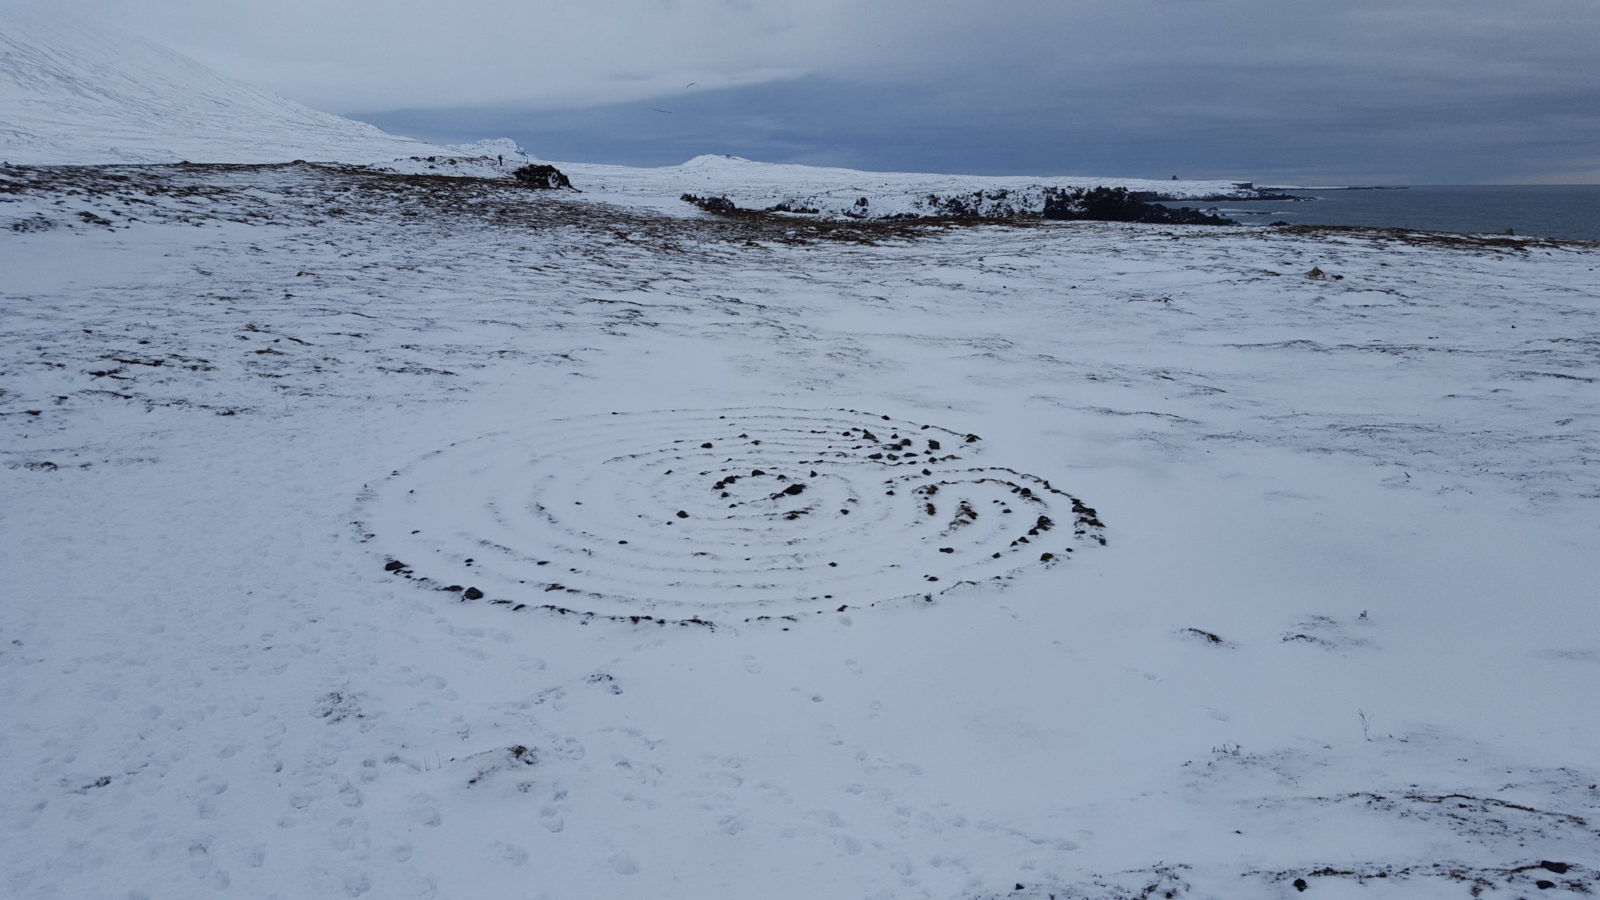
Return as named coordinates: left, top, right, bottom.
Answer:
left=511, top=164, right=574, bottom=190
left=680, top=193, right=737, bottom=212
left=463, top=587, right=484, bottom=600
left=1039, top=186, right=1236, bottom=225
left=1539, top=862, right=1571, bottom=874
left=1293, top=877, right=1308, bottom=891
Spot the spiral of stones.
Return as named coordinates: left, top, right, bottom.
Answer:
left=355, top=407, right=1105, bottom=625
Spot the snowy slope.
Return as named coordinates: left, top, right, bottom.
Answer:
left=3, top=161, right=1598, bottom=900
left=0, top=11, right=451, bottom=165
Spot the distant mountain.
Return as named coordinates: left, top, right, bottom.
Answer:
left=0, top=11, right=450, bottom=165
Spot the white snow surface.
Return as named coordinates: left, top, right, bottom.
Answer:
left=4, top=157, right=1598, bottom=900
left=0, top=11, right=452, bottom=165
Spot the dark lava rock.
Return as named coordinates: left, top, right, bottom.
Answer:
left=383, top=560, right=406, bottom=572
left=680, top=193, right=737, bottom=212
left=1040, top=185, right=1236, bottom=225
left=511, top=164, right=574, bottom=190
left=1539, top=862, right=1572, bottom=874
left=463, top=587, right=484, bottom=600
left=1293, top=877, right=1308, bottom=892
left=676, top=510, right=690, bottom=518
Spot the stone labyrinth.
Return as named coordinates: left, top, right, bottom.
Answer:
left=357, top=408, right=1106, bottom=625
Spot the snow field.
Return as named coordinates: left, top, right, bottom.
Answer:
left=3, top=161, right=1598, bottom=899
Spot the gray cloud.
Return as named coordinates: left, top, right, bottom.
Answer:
left=16, top=0, right=1600, bottom=182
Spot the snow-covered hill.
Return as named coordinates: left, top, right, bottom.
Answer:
left=0, top=11, right=450, bottom=165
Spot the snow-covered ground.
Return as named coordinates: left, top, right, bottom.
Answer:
left=544, top=153, right=1262, bottom=217
left=381, top=150, right=1264, bottom=221
left=4, top=157, right=1598, bottom=900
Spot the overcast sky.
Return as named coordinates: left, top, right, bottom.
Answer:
left=26, top=0, right=1600, bottom=183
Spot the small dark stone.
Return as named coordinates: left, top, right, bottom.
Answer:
left=383, top=560, right=406, bottom=572
left=1536, top=881, right=1556, bottom=890
left=781, top=483, right=806, bottom=496
left=1293, top=878, right=1308, bottom=892
left=1539, top=862, right=1571, bottom=874
left=1040, top=552, right=1054, bottom=562
left=676, top=510, right=689, bottom=518
left=463, top=587, right=484, bottom=600
left=939, top=547, right=955, bottom=553
left=701, top=442, right=713, bottom=449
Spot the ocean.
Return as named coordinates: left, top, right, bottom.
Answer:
left=1168, top=185, right=1600, bottom=242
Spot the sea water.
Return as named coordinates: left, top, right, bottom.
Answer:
left=1171, top=185, right=1600, bottom=242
